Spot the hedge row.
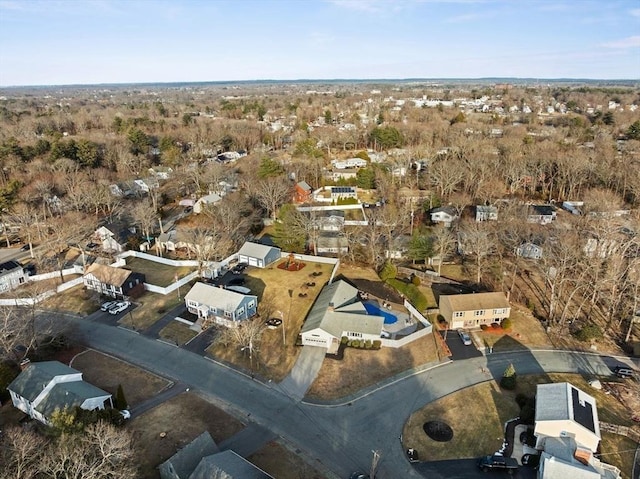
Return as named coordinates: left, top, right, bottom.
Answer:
left=385, top=278, right=429, bottom=312
left=341, top=337, right=382, bottom=349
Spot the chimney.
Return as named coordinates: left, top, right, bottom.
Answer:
left=20, top=358, right=31, bottom=370
left=328, top=302, right=334, bottom=312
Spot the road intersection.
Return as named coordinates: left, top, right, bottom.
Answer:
left=55, top=312, right=635, bottom=479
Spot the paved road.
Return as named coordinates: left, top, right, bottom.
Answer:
left=53, top=312, right=636, bottom=479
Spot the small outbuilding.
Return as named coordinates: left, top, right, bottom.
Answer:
left=237, top=242, right=281, bottom=268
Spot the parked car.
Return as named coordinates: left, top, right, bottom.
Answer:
left=614, top=366, right=637, bottom=379
left=100, top=301, right=118, bottom=312
left=476, top=455, right=518, bottom=474
left=109, top=301, right=131, bottom=315
left=458, top=329, right=472, bottom=346
left=521, top=453, right=540, bottom=468
left=265, top=318, right=282, bottom=329
left=232, top=262, right=248, bottom=274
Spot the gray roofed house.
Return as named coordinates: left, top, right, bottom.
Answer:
left=184, top=282, right=258, bottom=328
left=159, top=431, right=219, bottom=479
left=0, top=259, right=27, bottom=293
left=190, top=450, right=273, bottom=479
left=301, top=280, right=384, bottom=353
left=534, top=382, right=601, bottom=453
left=237, top=242, right=281, bottom=268
left=7, top=361, right=113, bottom=425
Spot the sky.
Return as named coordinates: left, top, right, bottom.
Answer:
left=0, top=0, right=639, bottom=86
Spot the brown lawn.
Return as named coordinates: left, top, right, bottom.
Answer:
left=70, top=349, right=170, bottom=406
left=39, top=284, right=100, bottom=316
left=129, top=392, right=245, bottom=479
left=403, top=373, right=637, bottom=477
left=477, top=303, right=554, bottom=351
left=124, top=287, right=190, bottom=330
left=307, top=332, right=439, bottom=400
left=248, top=441, right=328, bottom=479
left=159, top=320, right=198, bottom=346
left=207, top=261, right=335, bottom=381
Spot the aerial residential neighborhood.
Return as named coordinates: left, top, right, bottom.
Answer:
left=1, top=1, right=640, bottom=478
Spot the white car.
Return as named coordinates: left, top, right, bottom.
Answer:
left=458, top=329, right=472, bottom=346
left=109, top=301, right=131, bottom=315
left=100, top=300, right=117, bottom=312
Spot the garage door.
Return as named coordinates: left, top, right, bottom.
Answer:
left=248, top=257, right=259, bottom=266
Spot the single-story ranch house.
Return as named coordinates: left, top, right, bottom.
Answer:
left=301, top=280, right=384, bottom=354
left=83, top=263, right=146, bottom=299
left=184, top=282, right=258, bottom=328
left=438, top=292, right=510, bottom=329
left=237, top=242, right=281, bottom=268
left=8, top=360, right=113, bottom=425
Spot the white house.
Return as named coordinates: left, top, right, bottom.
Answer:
left=300, top=280, right=384, bottom=353
left=0, top=260, right=26, bottom=293
left=430, top=206, right=459, bottom=227
left=8, top=361, right=113, bottom=425
left=331, top=158, right=367, bottom=169
left=93, top=225, right=126, bottom=253
left=330, top=186, right=357, bottom=201
left=475, top=205, right=498, bottom=222
left=528, top=205, right=557, bottom=225
left=534, top=382, right=601, bottom=453
left=193, top=193, right=222, bottom=213
left=184, top=282, right=258, bottom=328
left=237, top=242, right=281, bottom=268
left=516, top=242, right=543, bottom=260
left=316, top=233, right=349, bottom=255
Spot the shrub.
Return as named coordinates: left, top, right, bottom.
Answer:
left=411, top=275, right=421, bottom=286
left=491, top=322, right=501, bottom=329
left=378, top=261, right=397, bottom=281
left=364, top=340, right=372, bottom=349
left=501, top=318, right=513, bottom=330
left=574, top=324, right=603, bottom=342
left=500, top=363, right=517, bottom=390
left=341, top=336, right=348, bottom=344
left=480, top=324, right=489, bottom=331
left=372, top=340, right=382, bottom=349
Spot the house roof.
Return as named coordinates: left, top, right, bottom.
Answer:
left=184, top=282, right=256, bottom=311
left=237, top=242, right=280, bottom=260
left=530, top=205, right=555, bottom=216
left=535, top=383, right=600, bottom=437
left=431, top=206, right=457, bottom=216
left=8, top=361, right=79, bottom=401
left=476, top=205, right=498, bottom=213
left=0, top=260, right=22, bottom=275
left=189, top=450, right=273, bottom=479
left=539, top=452, right=601, bottom=479
left=296, top=181, right=312, bottom=192
left=301, top=280, right=384, bottom=337
left=197, top=193, right=222, bottom=204
left=439, top=292, right=509, bottom=312
left=84, top=263, right=132, bottom=287
left=35, top=380, right=111, bottom=418
left=160, top=431, right=219, bottom=479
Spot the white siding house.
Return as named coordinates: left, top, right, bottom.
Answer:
left=8, top=361, right=112, bottom=425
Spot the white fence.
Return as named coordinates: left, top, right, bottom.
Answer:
left=143, top=271, right=199, bottom=295
left=117, top=250, right=200, bottom=267
left=405, top=299, right=433, bottom=332
left=28, top=268, right=76, bottom=282
left=381, top=327, right=432, bottom=348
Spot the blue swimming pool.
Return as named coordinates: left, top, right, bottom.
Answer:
left=363, top=301, right=398, bottom=324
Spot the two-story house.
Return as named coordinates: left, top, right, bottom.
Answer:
left=8, top=360, right=113, bottom=425
left=83, top=263, right=145, bottom=299
left=430, top=206, right=459, bottom=227
left=184, top=282, right=258, bottom=328
left=527, top=205, right=557, bottom=225
left=293, top=181, right=312, bottom=203
left=438, top=292, right=511, bottom=329
left=0, top=260, right=27, bottom=293
left=475, top=205, right=498, bottom=222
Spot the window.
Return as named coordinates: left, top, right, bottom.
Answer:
left=348, top=332, right=362, bottom=338
left=454, top=312, right=464, bottom=318
left=224, top=311, right=232, bottom=318
left=494, top=308, right=507, bottom=315
left=474, top=310, right=485, bottom=316
left=238, top=307, right=245, bottom=315
left=247, top=301, right=255, bottom=309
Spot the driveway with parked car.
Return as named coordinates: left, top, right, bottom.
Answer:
left=441, top=330, right=482, bottom=360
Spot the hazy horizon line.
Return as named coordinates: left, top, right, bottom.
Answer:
left=2, top=76, right=639, bottom=90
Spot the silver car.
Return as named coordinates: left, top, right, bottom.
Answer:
left=458, top=329, right=472, bottom=346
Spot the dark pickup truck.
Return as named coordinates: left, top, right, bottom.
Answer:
left=477, top=455, right=519, bottom=474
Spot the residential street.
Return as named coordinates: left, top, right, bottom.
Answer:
left=52, top=312, right=633, bottom=479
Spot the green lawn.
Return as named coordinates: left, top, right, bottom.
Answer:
left=125, top=257, right=196, bottom=287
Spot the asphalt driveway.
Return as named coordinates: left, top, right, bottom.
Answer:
left=414, top=459, right=535, bottom=479
left=441, top=330, right=483, bottom=360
